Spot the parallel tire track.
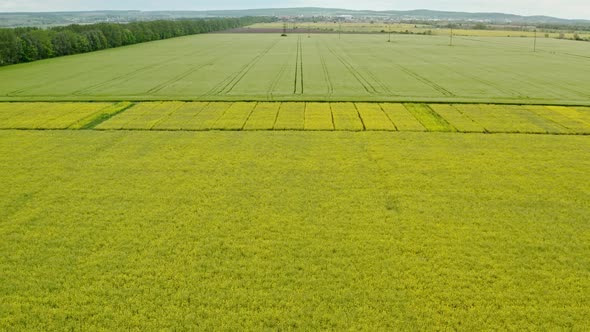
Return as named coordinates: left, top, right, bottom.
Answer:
left=364, top=67, right=395, bottom=96
left=145, top=44, right=238, bottom=95
left=147, top=62, right=213, bottom=94
left=350, top=46, right=396, bottom=96
left=207, top=40, right=279, bottom=96
left=377, top=45, right=456, bottom=98
left=293, top=36, right=304, bottom=94
left=72, top=63, right=164, bottom=96
left=327, top=45, right=378, bottom=94
left=397, top=65, right=455, bottom=97
left=9, top=70, right=111, bottom=96
left=318, top=48, right=334, bottom=97
left=391, top=46, right=517, bottom=98
left=266, top=60, right=289, bottom=99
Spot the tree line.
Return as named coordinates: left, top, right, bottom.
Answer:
left=0, top=17, right=274, bottom=66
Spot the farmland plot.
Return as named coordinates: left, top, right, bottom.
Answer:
left=3, top=102, right=590, bottom=134
left=428, top=104, right=485, bottom=133
left=274, top=102, right=305, bottom=130
left=331, top=102, right=364, bottom=131
left=1, top=130, right=588, bottom=330
left=304, top=102, right=334, bottom=130
left=1, top=34, right=590, bottom=104
left=152, top=102, right=209, bottom=130
left=356, top=103, right=395, bottom=131
left=379, top=103, right=426, bottom=132
left=212, top=102, right=256, bottom=130
left=243, top=102, right=280, bottom=130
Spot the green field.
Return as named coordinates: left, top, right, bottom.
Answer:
left=1, top=34, right=590, bottom=105
left=1, top=130, right=589, bottom=329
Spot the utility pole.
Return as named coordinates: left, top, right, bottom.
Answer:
left=449, top=25, right=454, bottom=46
left=282, top=20, right=287, bottom=37
left=388, top=22, right=391, bottom=42
left=533, top=29, right=537, bottom=52
left=339, top=22, right=342, bottom=39
left=308, top=23, right=311, bottom=38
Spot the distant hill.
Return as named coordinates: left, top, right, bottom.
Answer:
left=1, top=7, right=589, bottom=28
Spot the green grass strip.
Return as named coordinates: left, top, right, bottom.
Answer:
left=404, top=103, right=457, bottom=132
left=72, top=102, right=134, bottom=129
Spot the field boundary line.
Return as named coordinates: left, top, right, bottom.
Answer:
left=5, top=126, right=588, bottom=136
left=272, top=102, right=283, bottom=129
left=378, top=104, right=399, bottom=131
left=241, top=102, right=258, bottom=130
left=2, top=100, right=590, bottom=107
left=352, top=103, right=367, bottom=131
left=0, top=95, right=590, bottom=107
left=328, top=103, right=336, bottom=129
left=302, top=102, right=307, bottom=128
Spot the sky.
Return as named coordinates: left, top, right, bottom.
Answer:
left=0, top=0, right=588, bottom=20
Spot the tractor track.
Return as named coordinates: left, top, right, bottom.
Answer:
left=293, top=36, right=304, bottom=94
left=327, top=45, right=378, bottom=94
left=397, top=65, right=455, bottom=97
left=146, top=62, right=214, bottom=94
left=206, top=39, right=279, bottom=96
left=71, top=63, right=164, bottom=96
left=267, top=60, right=289, bottom=99
left=318, top=50, right=334, bottom=97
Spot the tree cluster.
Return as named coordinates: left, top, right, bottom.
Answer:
left=0, top=17, right=273, bottom=66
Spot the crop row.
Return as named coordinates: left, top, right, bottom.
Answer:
left=1, top=102, right=589, bottom=134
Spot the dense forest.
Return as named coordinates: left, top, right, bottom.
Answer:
left=0, top=17, right=274, bottom=66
